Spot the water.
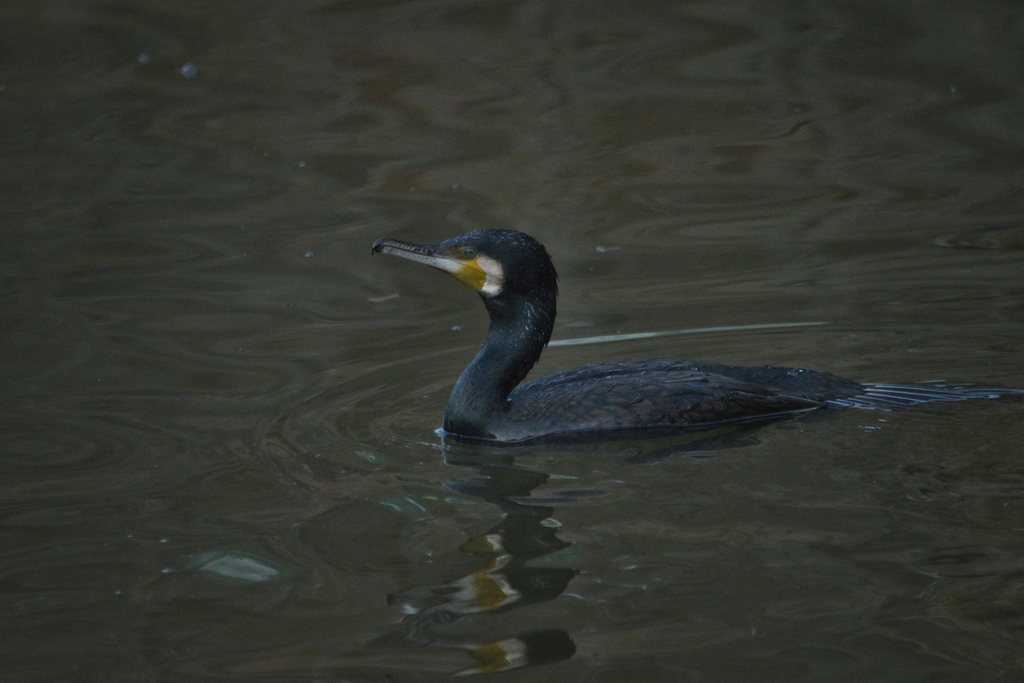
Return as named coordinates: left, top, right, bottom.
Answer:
left=2, top=0, right=1023, bottom=680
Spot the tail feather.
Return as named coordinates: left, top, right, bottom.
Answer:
left=826, top=383, right=1023, bottom=410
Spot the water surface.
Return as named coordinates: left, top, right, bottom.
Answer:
left=2, top=0, right=1023, bottom=680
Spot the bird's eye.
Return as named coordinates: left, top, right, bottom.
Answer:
left=463, top=247, right=478, bottom=259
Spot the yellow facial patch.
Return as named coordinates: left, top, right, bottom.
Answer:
left=440, top=252, right=504, bottom=296
left=444, top=257, right=487, bottom=291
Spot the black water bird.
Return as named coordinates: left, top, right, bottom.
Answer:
left=372, top=229, right=1018, bottom=442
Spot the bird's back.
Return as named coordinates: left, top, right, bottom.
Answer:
left=496, top=358, right=829, bottom=442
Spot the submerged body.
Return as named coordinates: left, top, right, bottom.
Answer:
left=372, top=229, right=1019, bottom=443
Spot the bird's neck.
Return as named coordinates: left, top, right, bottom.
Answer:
left=443, top=292, right=555, bottom=439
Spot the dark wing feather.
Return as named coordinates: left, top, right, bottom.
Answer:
left=490, top=358, right=1020, bottom=442
left=498, top=360, right=822, bottom=441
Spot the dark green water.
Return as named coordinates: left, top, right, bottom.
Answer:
left=2, top=1, right=1023, bottom=680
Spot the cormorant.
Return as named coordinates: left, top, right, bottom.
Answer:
left=372, top=229, right=1019, bottom=443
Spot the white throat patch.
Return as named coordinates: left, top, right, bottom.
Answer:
left=475, top=254, right=505, bottom=296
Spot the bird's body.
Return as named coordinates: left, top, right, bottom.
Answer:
left=372, top=229, right=1019, bottom=443
left=501, top=359, right=826, bottom=442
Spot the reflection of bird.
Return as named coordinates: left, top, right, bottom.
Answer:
left=387, top=531, right=577, bottom=618
left=453, top=629, right=576, bottom=676
left=373, top=229, right=1019, bottom=442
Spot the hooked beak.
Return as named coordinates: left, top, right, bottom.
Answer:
left=372, top=237, right=488, bottom=291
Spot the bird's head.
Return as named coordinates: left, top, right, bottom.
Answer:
left=371, top=229, right=558, bottom=304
